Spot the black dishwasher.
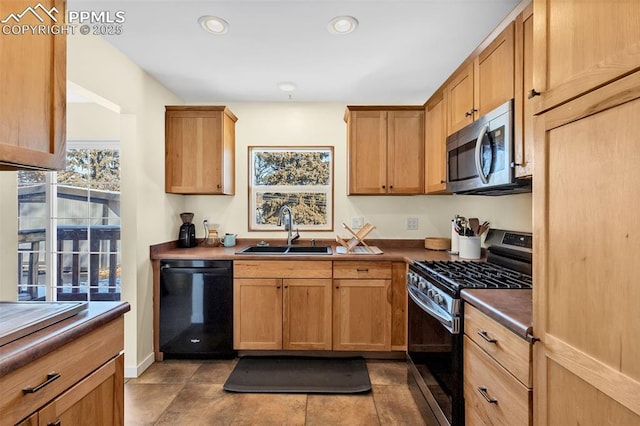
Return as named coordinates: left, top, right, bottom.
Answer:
left=159, top=260, right=235, bottom=358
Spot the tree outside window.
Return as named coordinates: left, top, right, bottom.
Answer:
left=249, top=147, right=333, bottom=231
left=17, top=146, right=121, bottom=302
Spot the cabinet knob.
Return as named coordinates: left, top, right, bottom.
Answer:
left=465, top=108, right=477, bottom=117
left=441, top=180, right=446, bottom=184
left=382, top=185, right=386, bottom=189
left=527, top=89, right=541, bottom=99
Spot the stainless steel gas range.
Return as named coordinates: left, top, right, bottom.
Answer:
left=406, top=229, right=533, bottom=426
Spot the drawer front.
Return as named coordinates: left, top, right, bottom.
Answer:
left=333, top=261, right=392, bottom=279
left=464, top=336, right=532, bottom=426
left=0, top=318, right=124, bottom=425
left=234, top=260, right=332, bottom=278
left=464, top=304, right=532, bottom=386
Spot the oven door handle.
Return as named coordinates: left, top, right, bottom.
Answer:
left=408, top=286, right=458, bottom=334
left=474, top=124, right=490, bottom=184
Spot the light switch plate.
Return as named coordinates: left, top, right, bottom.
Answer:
left=407, top=217, right=419, bottom=230
left=351, top=217, right=364, bottom=229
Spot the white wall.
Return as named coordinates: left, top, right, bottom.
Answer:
left=67, top=33, right=183, bottom=377
left=184, top=103, right=532, bottom=241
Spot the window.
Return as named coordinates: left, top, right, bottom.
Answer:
left=17, top=143, right=121, bottom=301
left=249, top=147, right=333, bottom=231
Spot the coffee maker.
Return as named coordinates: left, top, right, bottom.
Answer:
left=178, top=212, right=197, bottom=248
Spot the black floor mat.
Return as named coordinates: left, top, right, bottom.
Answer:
left=223, top=356, right=371, bottom=394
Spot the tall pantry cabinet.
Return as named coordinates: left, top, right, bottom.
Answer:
left=532, top=0, right=640, bottom=424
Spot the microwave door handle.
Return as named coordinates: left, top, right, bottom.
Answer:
left=474, top=125, right=490, bottom=184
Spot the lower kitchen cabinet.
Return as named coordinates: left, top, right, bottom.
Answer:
left=0, top=304, right=127, bottom=426
left=36, top=354, right=124, bottom=426
left=333, top=261, right=392, bottom=351
left=233, top=260, right=333, bottom=350
left=463, top=304, right=532, bottom=425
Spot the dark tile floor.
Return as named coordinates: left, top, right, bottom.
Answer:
left=125, top=359, right=430, bottom=425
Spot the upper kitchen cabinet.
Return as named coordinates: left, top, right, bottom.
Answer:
left=514, top=4, right=534, bottom=178
left=445, top=23, right=515, bottom=136
left=532, top=0, right=640, bottom=114
left=345, top=106, right=424, bottom=195
left=424, top=91, right=448, bottom=194
left=0, top=0, right=66, bottom=171
left=165, top=106, right=237, bottom=194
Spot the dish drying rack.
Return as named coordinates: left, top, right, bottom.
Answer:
left=335, top=223, right=382, bottom=254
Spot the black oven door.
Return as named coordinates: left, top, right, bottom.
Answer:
left=407, top=291, right=463, bottom=426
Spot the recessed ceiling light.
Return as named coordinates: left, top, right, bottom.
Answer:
left=198, top=16, right=229, bottom=35
left=328, top=16, right=358, bottom=35
left=277, top=82, right=297, bottom=92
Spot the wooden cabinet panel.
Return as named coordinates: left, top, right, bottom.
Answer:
left=533, top=71, right=640, bottom=424
left=446, top=63, right=475, bottom=135
left=0, top=0, right=66, bottom=170
left=347, top=110, right=387, bottom=194
left=345, top=107, right=424, bottom=195
left=283, top=279, right=332, bottom=350
left=0, top=319, right=123, bottom=425
left=233, top=278, right=282, bottom=350
left=424, top=91, right=448, bottom=193
left=532, top=0, right=640, bottom=114
left=464, top=337, right=531, bottom=426
left=165, top=106, right=236, bottom=194
left=465, top=304, right=532, bottom=387
left=333, top=278, right=391, bottom=351
left=39, top=354, right=124, bottom=426
left=333, top=261, right=392, bottom=279
left=514, top=4, right=534, bottom=178
left=446, top=23, right=515, bottom=138
left=387, top=110, right=424, bottom=194
left=390, top=262, right=407, bottom=351
left=477, top=22, right=515, bottom=117
left=234, top=260, right=332, bottom=279
left=233, top=261, right=333, bottom=350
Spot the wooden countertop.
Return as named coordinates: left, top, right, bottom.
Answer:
left=0, top=301, right=130, bottom=376
left=461, top=289, right=533, bottom=341
left=150, top=239, right=474, bottom=263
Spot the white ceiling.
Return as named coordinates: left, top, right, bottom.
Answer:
left=69, top=0, right=521, bottom=104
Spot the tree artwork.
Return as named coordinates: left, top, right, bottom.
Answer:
left=250, top=148, right=333, bottom=230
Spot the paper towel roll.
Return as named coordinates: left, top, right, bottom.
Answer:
left=450, top=221, right=459, bottom=254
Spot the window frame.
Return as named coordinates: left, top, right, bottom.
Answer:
left=248, top=146, right=334, bottom=232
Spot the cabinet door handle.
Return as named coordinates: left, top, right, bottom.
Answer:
left=465, top=108, right=477, bottom=117
left=356, top=268, right=369, bottom=272
left=440, top=180, right=446, bottom=184
left=477, top=386, right=497, bottom=404
left=527, top=89, right=541, bottom=99
left=48, top=420, right=62, bottom=426
left=22, top=372, right=61, bottom=394
left=477, top=330, right=497, bottom=343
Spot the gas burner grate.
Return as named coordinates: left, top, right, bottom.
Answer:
left=412, top=260, right=532, bottom=291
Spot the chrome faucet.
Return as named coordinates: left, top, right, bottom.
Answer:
left=277, top=205, right=300, bottom=246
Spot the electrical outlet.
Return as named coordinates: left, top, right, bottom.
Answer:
left=407, top=217, right=419, bottom=230
left=351, top=217, right=364, bottom=229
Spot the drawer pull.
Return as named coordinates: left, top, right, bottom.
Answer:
left=356, top=268, right=369, bottom=272
left=48, top=420, right=62, bottom=426
left=477, top=386, right=497, bottom=404
left=22, top=372, right=61, bottom=394
left=477, top=330, right=497, bottom=343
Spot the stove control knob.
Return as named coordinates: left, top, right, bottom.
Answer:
left=427, top=289, right=435, bottom=298
left=418, top=279, right=426, bottom=290
left=434, top=294, right=444, bottom=305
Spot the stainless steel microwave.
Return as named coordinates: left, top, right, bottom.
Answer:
left=446, top=99, right=531, bottom=195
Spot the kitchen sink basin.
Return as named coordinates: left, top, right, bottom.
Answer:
left=236, top=245, right=332, bottom=255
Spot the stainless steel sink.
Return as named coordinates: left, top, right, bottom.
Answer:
left=236, top=245, right=332, bottom=255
